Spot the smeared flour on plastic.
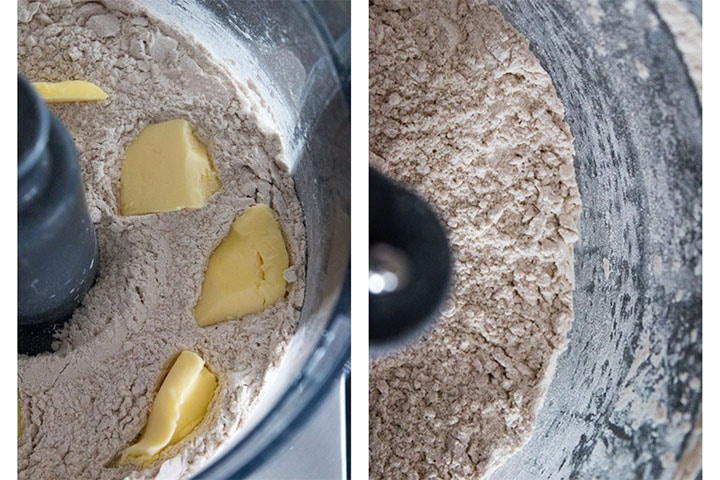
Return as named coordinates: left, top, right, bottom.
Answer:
left=369, top=1, right=581, bottom=478
left=653, top=0, right=702, bottom=99
left=17, top=1, right=305, bottom=479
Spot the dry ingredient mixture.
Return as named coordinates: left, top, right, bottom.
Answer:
left=17, top=1, right=306, bottom=479
left=369, top=1, right=581, bottom=478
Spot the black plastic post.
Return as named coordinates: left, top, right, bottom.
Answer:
left=17, top=74, right=98, bottom=355
left=369, top=167, right=452, bottom=357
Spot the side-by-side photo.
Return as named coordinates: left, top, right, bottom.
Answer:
left=368, top=0, right=701, bottom=479
left=15, top=0, right=703, bottom=479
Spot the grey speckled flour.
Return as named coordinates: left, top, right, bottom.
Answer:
left=17, top=1, right=305, bottom=479
left=369, top=1, right=581, bottom=478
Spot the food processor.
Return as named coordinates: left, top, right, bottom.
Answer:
left=366, top=0, right=700, bottom=478
left=485, top=1, right=702, bottom=478
left=17, top=0, right=350, bottom=478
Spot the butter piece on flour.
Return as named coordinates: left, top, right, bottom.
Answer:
left=118, top=351, right=217, bottom=467
left=119, top=119, right=221, bottom=216
left=193, top=204, right=289, bottom=326
left=32, top=80, right=108, bottom=103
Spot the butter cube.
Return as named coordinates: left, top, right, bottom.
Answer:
left=32, top=80, right=108, bottom=103
left=193, top=204, right=289, bottom=326
left=119, top=351, right=217, bottom=467
left=119, top=119, right=221, bottom=216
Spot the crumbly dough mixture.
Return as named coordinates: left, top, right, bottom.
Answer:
left=369, top=1, right=581, bottom=478
left=17, top=1, right=305, bottom=479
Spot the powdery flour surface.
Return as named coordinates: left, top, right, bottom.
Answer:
left=369, top=1, right=581, bottom=479
left=18, top=1, right=305, bottom=479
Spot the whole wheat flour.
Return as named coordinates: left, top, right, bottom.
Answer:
left=17, top=1, right=305, bottom=479
left=369, top=1, right=581, bottom=479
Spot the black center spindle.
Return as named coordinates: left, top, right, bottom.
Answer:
left=369, top=167, right=452, bottom=357
left=17, top=74, right=98, bottom=355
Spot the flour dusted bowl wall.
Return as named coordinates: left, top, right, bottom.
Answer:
left=488, top=2, right=701, bottom=478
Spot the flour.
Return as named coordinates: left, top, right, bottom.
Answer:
left=369, top=1, right=581, bottom=478
left=17, top=1, right=305, bottom=479
left=653, top=0, right=702, bottom=100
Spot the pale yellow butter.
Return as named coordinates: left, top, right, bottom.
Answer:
left=32, top=80, right=108, bottom=103
left=170, top=366, right=216, bottom=445
left=119, top=119, right=221, bottom=216
left=119, top=351, right=217, bottom=467
left=193, top=204, right=289, bottom=326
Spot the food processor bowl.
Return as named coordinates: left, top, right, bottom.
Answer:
left=486, top=1, right=701, bottom=479
left=137, top=1, right=350, bottom=477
